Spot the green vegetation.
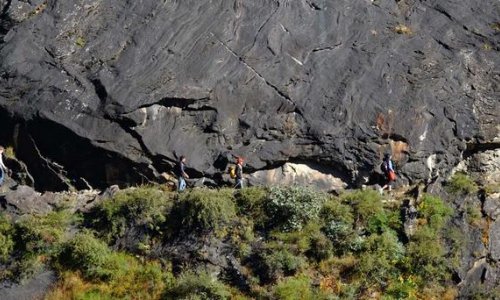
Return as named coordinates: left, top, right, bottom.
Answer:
left=89, top=186, right=172, bottom=250
left=266, top=186, right=327, bottom=231
left=75, top=36, right=86, bottom=48
left=165, top=270, right=231, bottom=300
left=446, top=172, right=479, bottom=195
left=174, top=188, right=237, bottom=234
left=0, top=185, right=469, bottom=299
left=0, top=214, right=14, bottom=263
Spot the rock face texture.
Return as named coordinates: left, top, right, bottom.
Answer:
left=0, top=0, right=499, bottom=191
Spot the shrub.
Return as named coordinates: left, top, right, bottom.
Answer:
left=234, top=187, right=268, bottom=228
left=90, top=186, right=172, bottom=243
left=320, top=198, right=354, bottom=225
left=385, top=276, right=418, bottom=299
left=14, top=210, right=77, bottom=256
left=47, top=260, right=170, bottom=300
left=465, top=204, right=483, bottom=227
left=274, top=275, right=316, bottom=300
left=0, top=214, right=14, bottom=263
left=405, top=227, right=448, bottom=280
left=308, top=231, right=333, bottom=262
left=446, top=172, right=478, bottom=195
left=270, top=222, right=332, bottom=261
left=418, top=194, right=453, bottom=231
left=366, top=210, right=401, bottom=235
left=173, top=188, right=237, bottom=234
left=266, top=186, right=328, bottom=231
left=357, top=231, right=405, bottom=286
left=61, top=231, right=116, bottom=280
left=322, top=220, right=359, bottom=255
left=342, top=190, right=383, bottom=227
left=261, top=248, right=306, bottom=280
left=165, top=270, right=231, bottom=300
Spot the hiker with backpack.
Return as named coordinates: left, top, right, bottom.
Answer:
left=0, top=146, right=9, bottom=186
left=175, top=155, right=189, bottom=192
left=233, top=157, right=244, bottom=189
left=380, top=153, right=396, bottom=194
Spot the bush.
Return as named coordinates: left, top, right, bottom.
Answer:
left=418, top=194, right=453, bottom=231
left=0, top=214, right=14, bottom=263
left=446, top=172, right=478, bottom=195
left=274, top=275, right=319, bottom=300
left=385, top=276, right=418, bottom=299
left=173, top=188, right=237, bottom=234
left=165, top=270, right=231, bottom=300
left=90, top=186, right=173, bottom=243
left=357, top=231, right=405, bottom=286
left=267, top=186, right=328, bottom=231
left=320, top=198, right=354, bottom=225
left=342, top=190, right=383, bottom=226
left=61, top=231, right=116, bottom=280
left=366, top=210, right=401, bottom=235
left=234, top=187, right=268, bottom=228
left=48, top=260, right=169, bottom=299
left=261, top=248, right=306, bottom=280
left=405, top=227, right=448, bottom=280
left=14, top=210, right=77, bottom=256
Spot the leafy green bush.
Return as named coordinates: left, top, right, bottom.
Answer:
left=366, top=210, right=401, bottom=235
left=267, top=186, right=328, bottom=231
left=90, top=186, right=172, bottom=243
left=385, top=276, right=418, bottom=299
left=61, top=231, right=116, bottom=280
left=274, top=275, right=316, bottom=300
left=405, top=227, right=448, bottom=280
left=261, top=248, right=306, bottom=280
left=322, top=220, right=360, bottom=255
left=48, top=257, right=170, bottom=299
left=234, top=187, right=268, bottom=228
left=173, top=188, right=237, bottom=234
left=357, top=231, right=405, bottom=286
left=15, top=210, right=77, bottom=256
left=418, top=194, right=453, bottom=231
left=0, top=214, right=14, bottom=263
left=446, top=172, right=478, bottom=195
left=165, top=270, right=231, bottom=300
left=320, top=198, right=354, bottom=225
left=342, top=190, right=383, bottom=225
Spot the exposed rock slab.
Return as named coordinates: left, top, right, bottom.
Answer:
left=247, top=162, right=347, bottom=191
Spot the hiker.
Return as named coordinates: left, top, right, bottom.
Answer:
left=175, top=155, right=189, bottom=192
left=0, top=146, right=9, bottom=186
left=380, top=153, right=396, bottom=194
left=234, top=157, right=244, bottom=189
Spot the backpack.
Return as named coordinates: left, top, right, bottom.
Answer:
left=380, top=161, right=388, bottom=174
left=229, top=166, right=236, bottom=179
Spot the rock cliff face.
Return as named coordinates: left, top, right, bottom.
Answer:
left=0, top=0, right=498, bottom=190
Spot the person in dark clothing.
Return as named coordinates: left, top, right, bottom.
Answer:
left=380, top=153, right=396, bottom=193
left=0, top=146, right=8, bottom=186
left=234, top=157, right=244, bottom=189
left=176, top=156, right=189, bottom=192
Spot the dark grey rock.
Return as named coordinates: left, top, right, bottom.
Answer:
left=0, top=0, right=497, bottom=191
left=0, top=270, right=56, bottom=300
left=484, top=193, right=500, bottom=220
left=490, top=219, right=500, bottom=261
left=1, top=185, right=48, bottom=215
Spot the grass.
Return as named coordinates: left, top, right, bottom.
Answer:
left=446, top=172, right=479, bottom=195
